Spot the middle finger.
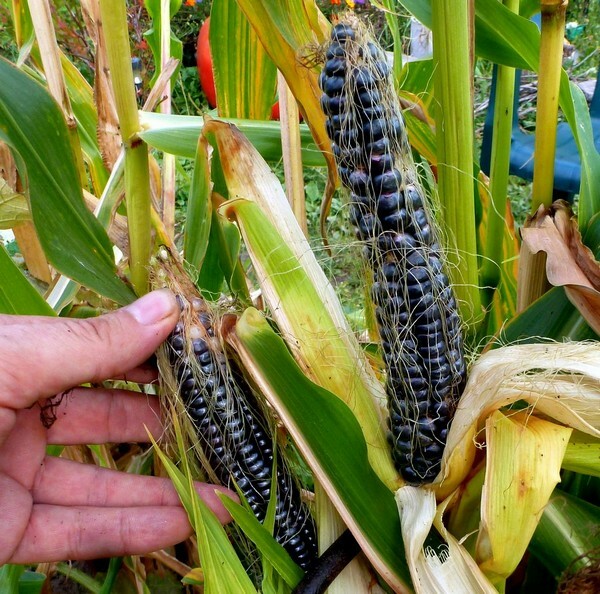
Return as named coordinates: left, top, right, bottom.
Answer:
left=46, top=387, right=165, bottom=445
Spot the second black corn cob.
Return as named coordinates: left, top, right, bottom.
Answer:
left=319, top=18, right=467, bottom=484
left=157, top=255, right=318, bottom=569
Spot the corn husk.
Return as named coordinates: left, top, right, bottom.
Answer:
left=476, top=411, right=571, bottom=585
left=396, top=486, right=496, bottom=594
left=439, top=342, right=600, bottom=497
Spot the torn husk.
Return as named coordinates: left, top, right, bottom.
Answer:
left=437, top=341, right=600, bottom=498
left=396, top=486, right=496, bottom=594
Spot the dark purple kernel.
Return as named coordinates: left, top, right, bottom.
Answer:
left=320, top=72, right=345, bottom=96
left=372, top=169, right=402, bottom=194
left=325, top=42, right=345, bottom=60
left=324, top=57, right=346, bottom=77
left=331, top=23, right=356, bottom=43
left=377, top=191, right=404, bottom=215
left=355, top=88, right=381, bottom=107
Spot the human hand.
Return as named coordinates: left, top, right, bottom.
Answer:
left=0, top=290, right=232, bottom=564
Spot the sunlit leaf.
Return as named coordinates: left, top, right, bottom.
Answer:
left=0, top=58, right=134, bottom=304
left=223, top=198, right=397, bottom=490
left=138, top=112, right=326, bottom=166
left=228, top=308, right=412, bottom=593
left=0, top=178, right=29, bottom=228
left=149, top=423, right=256, bottom=594
left=218, top=495, right=304, bottom=589
left=211, top=0, right=277, bottom=119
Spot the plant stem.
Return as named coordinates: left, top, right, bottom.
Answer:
left=531, top=0, right=568, bottom=211
left=518, top=0, right=567, bottom=311
left=278, top=71, right=307, bottom=236
left=99, top=0, right=151, bottom=295
left=480, top=0, right=519, bottom=308
left=431, top=0, right=482, bottom=326
left=160, top=0, right=176, bottom=239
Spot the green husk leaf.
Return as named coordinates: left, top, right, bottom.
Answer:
left=0, top=242, right=54, bottom=315
left=183, top=133, right=213, bottom=270
left=0, top=58, right=134, bottom=304
left=223, top=197, right=397, bottom=490
left=228, top=307, right=412, bottom=593
left=138, top=112, right=326, bottom=166
left=395, top=486, right=496, bottom=594
left=476, top=411, right=571, bottom=585
left=217, top=494, right=304, bottom=589
left=149, top=421, right=256, bottom=594
left=562, top=432, right=600, bottom=478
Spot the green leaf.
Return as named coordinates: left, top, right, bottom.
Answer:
left=183, top=134, right=213, bottom=270
left=231, top=308, right=412, bottom=592
left=61, top=53, right=110, bottom=194
left=474, top=0, right=540, bottom=69
left=0, top=243, right=54, bottom=315
left=218, top=495, right=304, bottom=589
left=396, top=0, right=538, bottom=68
left=196, top=210, right=226, bottom=298
left=143, top=0, right=183, bottom=87
left=0, top=58, right=135, bottom=305
left=562, top=433, right=600, bottom=478
left=150, top=432, right=257, bottom=594
left=17, top=571, right=45, bottom=594
left=498, top=287, right=597, bottom=345
left=530, top=489, right=600, bottom=578
left=217, top=212, right=248, bottom=301
left=138, top=112, right=326, bottom=167
left=223, top=199, right=397, bottom=490
left=0, top=565, right=23, bottom=594
left=211, top=0, right=277, bottom=119
left=560, top=78, right=600, bottom=230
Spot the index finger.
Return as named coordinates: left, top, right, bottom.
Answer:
left=0, top=290, right=178, bottom=410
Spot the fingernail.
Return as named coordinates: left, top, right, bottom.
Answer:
left=124, top=290, right=177, bottom=325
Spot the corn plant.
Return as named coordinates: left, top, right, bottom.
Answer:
left=1, top=0, right=600, bottom=593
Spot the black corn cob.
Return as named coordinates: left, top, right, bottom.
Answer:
left=158, top=262, right=317, bottom=569
left=319, top=19, right=466, bottom=484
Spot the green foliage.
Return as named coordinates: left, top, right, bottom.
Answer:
left=1, top=0, right=600, bottom=591
left=0, top=58, right=135, bottom=305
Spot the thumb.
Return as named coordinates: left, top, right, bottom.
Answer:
left=0, top=290, right=179, bottom=409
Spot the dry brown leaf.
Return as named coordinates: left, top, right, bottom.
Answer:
left=521, top=201, right=600, bottom=335
left=80, top=0, right=121, bottom=170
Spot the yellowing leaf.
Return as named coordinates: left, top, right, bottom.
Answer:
left=476, top=411, right=571, bottom=584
